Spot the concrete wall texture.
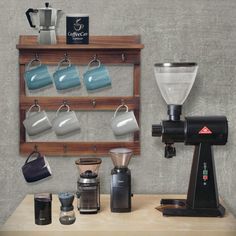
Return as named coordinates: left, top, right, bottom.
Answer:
left=0, top=0, right=236, bottom=224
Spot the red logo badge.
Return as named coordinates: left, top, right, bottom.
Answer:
left=199, top=126, right=212, bottom=134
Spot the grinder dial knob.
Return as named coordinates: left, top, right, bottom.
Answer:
left=152, top=124, right=162, bottom=137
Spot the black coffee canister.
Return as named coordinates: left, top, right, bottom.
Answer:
left=34, top=193, right=52, bottom=225
left=66, top=14, right=89, bottom=44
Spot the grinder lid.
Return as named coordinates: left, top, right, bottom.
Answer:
left=75, top=158, right=102, bottom=176
left=109, top=148, right=133, bottom=168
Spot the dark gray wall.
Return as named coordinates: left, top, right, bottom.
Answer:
left=0, top=0, right=236, bottom=224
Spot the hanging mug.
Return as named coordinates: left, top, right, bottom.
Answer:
left=22, top=151, right=52, bottom=183
left=52, top=104, right=81, bottom=136
left=24, top=57, right=53, bottom=90
left=111, top=104, right=139, bottom=136
left=23, top=104, right=52, bottom=136
left=53, top=57, right=81, bottom=90
left=83, top=58, right=111, bottom=91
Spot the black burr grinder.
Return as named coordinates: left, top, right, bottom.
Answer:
left=110, top=148, right=133, bottom=213
left=152, top=62, right=228, bottom=217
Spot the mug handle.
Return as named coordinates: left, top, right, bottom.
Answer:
left=26, top=58, right=41, bottom=72
left=86, top=58, right=101, bottom=72
left=24, top=151, right=41, bottom=165
left=26, top=104, right=41, bottom=118
left=56, top=58, right=71, bottom=71
left=56, top=104, right=71, bottom=117
left=113, top=104, right=129, bottom=118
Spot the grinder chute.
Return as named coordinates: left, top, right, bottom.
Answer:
left=152, top=62, right=228, bottom=217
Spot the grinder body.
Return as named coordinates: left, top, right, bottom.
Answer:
left=152, top=115, right=228, bottom=217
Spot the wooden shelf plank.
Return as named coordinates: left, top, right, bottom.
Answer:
left=19, top=50, right=140, bottom=65
left=20, top=141, right=140, bottom=156
left=17, top=35, right=144, bottom=50
left=20, top=96, right=140, bottom=110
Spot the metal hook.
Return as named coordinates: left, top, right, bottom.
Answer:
left=92, top=99, right=96, bottom=108
left=63, top=99, right=67, bottom=107
left=121, top=53, right=126, bottom=62
left=93, top=54, right=98, bottom=61
left=35, top=53, right=39, bottom=60
left=64, top=52, right=68, bottom=60
left=34, top=99, right=38, bottom=107
left=121, top=99, right=125, bottom=106
left=34, top=144, right=38, bottom=152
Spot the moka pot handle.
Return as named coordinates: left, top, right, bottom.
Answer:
left=25, top=8, right=38, bottom=28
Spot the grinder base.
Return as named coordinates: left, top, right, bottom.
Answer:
left=157, top=199, right=225, bottom=217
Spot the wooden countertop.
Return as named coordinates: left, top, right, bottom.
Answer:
left=1, top=194, right=236, bottom=236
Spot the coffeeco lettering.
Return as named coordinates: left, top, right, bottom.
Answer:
left=66, top=15, right=89, bottom=44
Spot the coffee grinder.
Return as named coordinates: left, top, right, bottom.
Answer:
left=110, top=148, right=133, bottom=212
left=26, top=3, right=62, bottom=44
left=58, top=192, right=76, bottom=225
left=75, top=158, right=101, bottom=214
left=152, top=63, right=228, bottom=217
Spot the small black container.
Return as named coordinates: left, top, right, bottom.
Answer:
left=34, top=193, right=52, bottom=225
left=66, top=14, right=89, bottom=44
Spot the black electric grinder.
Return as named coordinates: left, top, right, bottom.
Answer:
left=152, top=63, right=228, bottom=217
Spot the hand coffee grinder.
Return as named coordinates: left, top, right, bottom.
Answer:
left=110, top=148, right=133, bottom=212
left=75, top=158, right=102, bottom=214
left=152, top=63, right=228, bottom=217
left=26, top=3, right=62, bottom=44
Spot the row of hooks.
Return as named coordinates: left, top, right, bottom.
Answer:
left=31, top=98, right=126, bottom=109
left=33, top=52, right=127, bottom=62
left=33, top=144, right=98, bottom=153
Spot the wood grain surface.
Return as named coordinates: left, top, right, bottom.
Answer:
left=1, top=194, right=236, bottom=236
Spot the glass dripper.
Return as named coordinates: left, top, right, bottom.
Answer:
left=109, top=148, right=133, bottom=168
left=75, top=158, right=102, bottom=178
left=154, top=63, right=198, bottom=105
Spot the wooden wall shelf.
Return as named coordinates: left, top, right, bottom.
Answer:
left=17, top=35, right=144, bottom=156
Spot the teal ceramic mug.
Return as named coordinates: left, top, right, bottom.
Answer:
left=53, top=58, right=81, bottom=90
left=24, top=58, right=53, bottom=90
left=83, top=59, right=111, bottom=91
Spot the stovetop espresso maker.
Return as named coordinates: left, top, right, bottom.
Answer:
left=152, top=62, right=228, bottom=217
left=26, top=2, right=62, bottom=44
left=75, top=158, right=102, bottom=214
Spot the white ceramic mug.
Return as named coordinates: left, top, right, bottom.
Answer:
left=52, top=104, right=81, bottom=136
left=23, top=104, right=52, bottom=136
left=111, top=104, right=139, bottom=136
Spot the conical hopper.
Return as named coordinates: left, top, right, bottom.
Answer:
left=110, top=148, right=133, bottom=168
left=75, top=158, right=102, bottom=175
left=154, top=62, right=198, bottom=105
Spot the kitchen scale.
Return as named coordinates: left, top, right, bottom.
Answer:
left=152, top=62, right=228, bottom=217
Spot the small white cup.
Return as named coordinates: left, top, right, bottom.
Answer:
left=52, top=104, right=80, bottom=136
left=111, top=104, right=139, bottom=136
left=23, top=104, right=52, bottom=136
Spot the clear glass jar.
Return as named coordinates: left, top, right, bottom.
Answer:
left=59, top=210, right=76, bottom=225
